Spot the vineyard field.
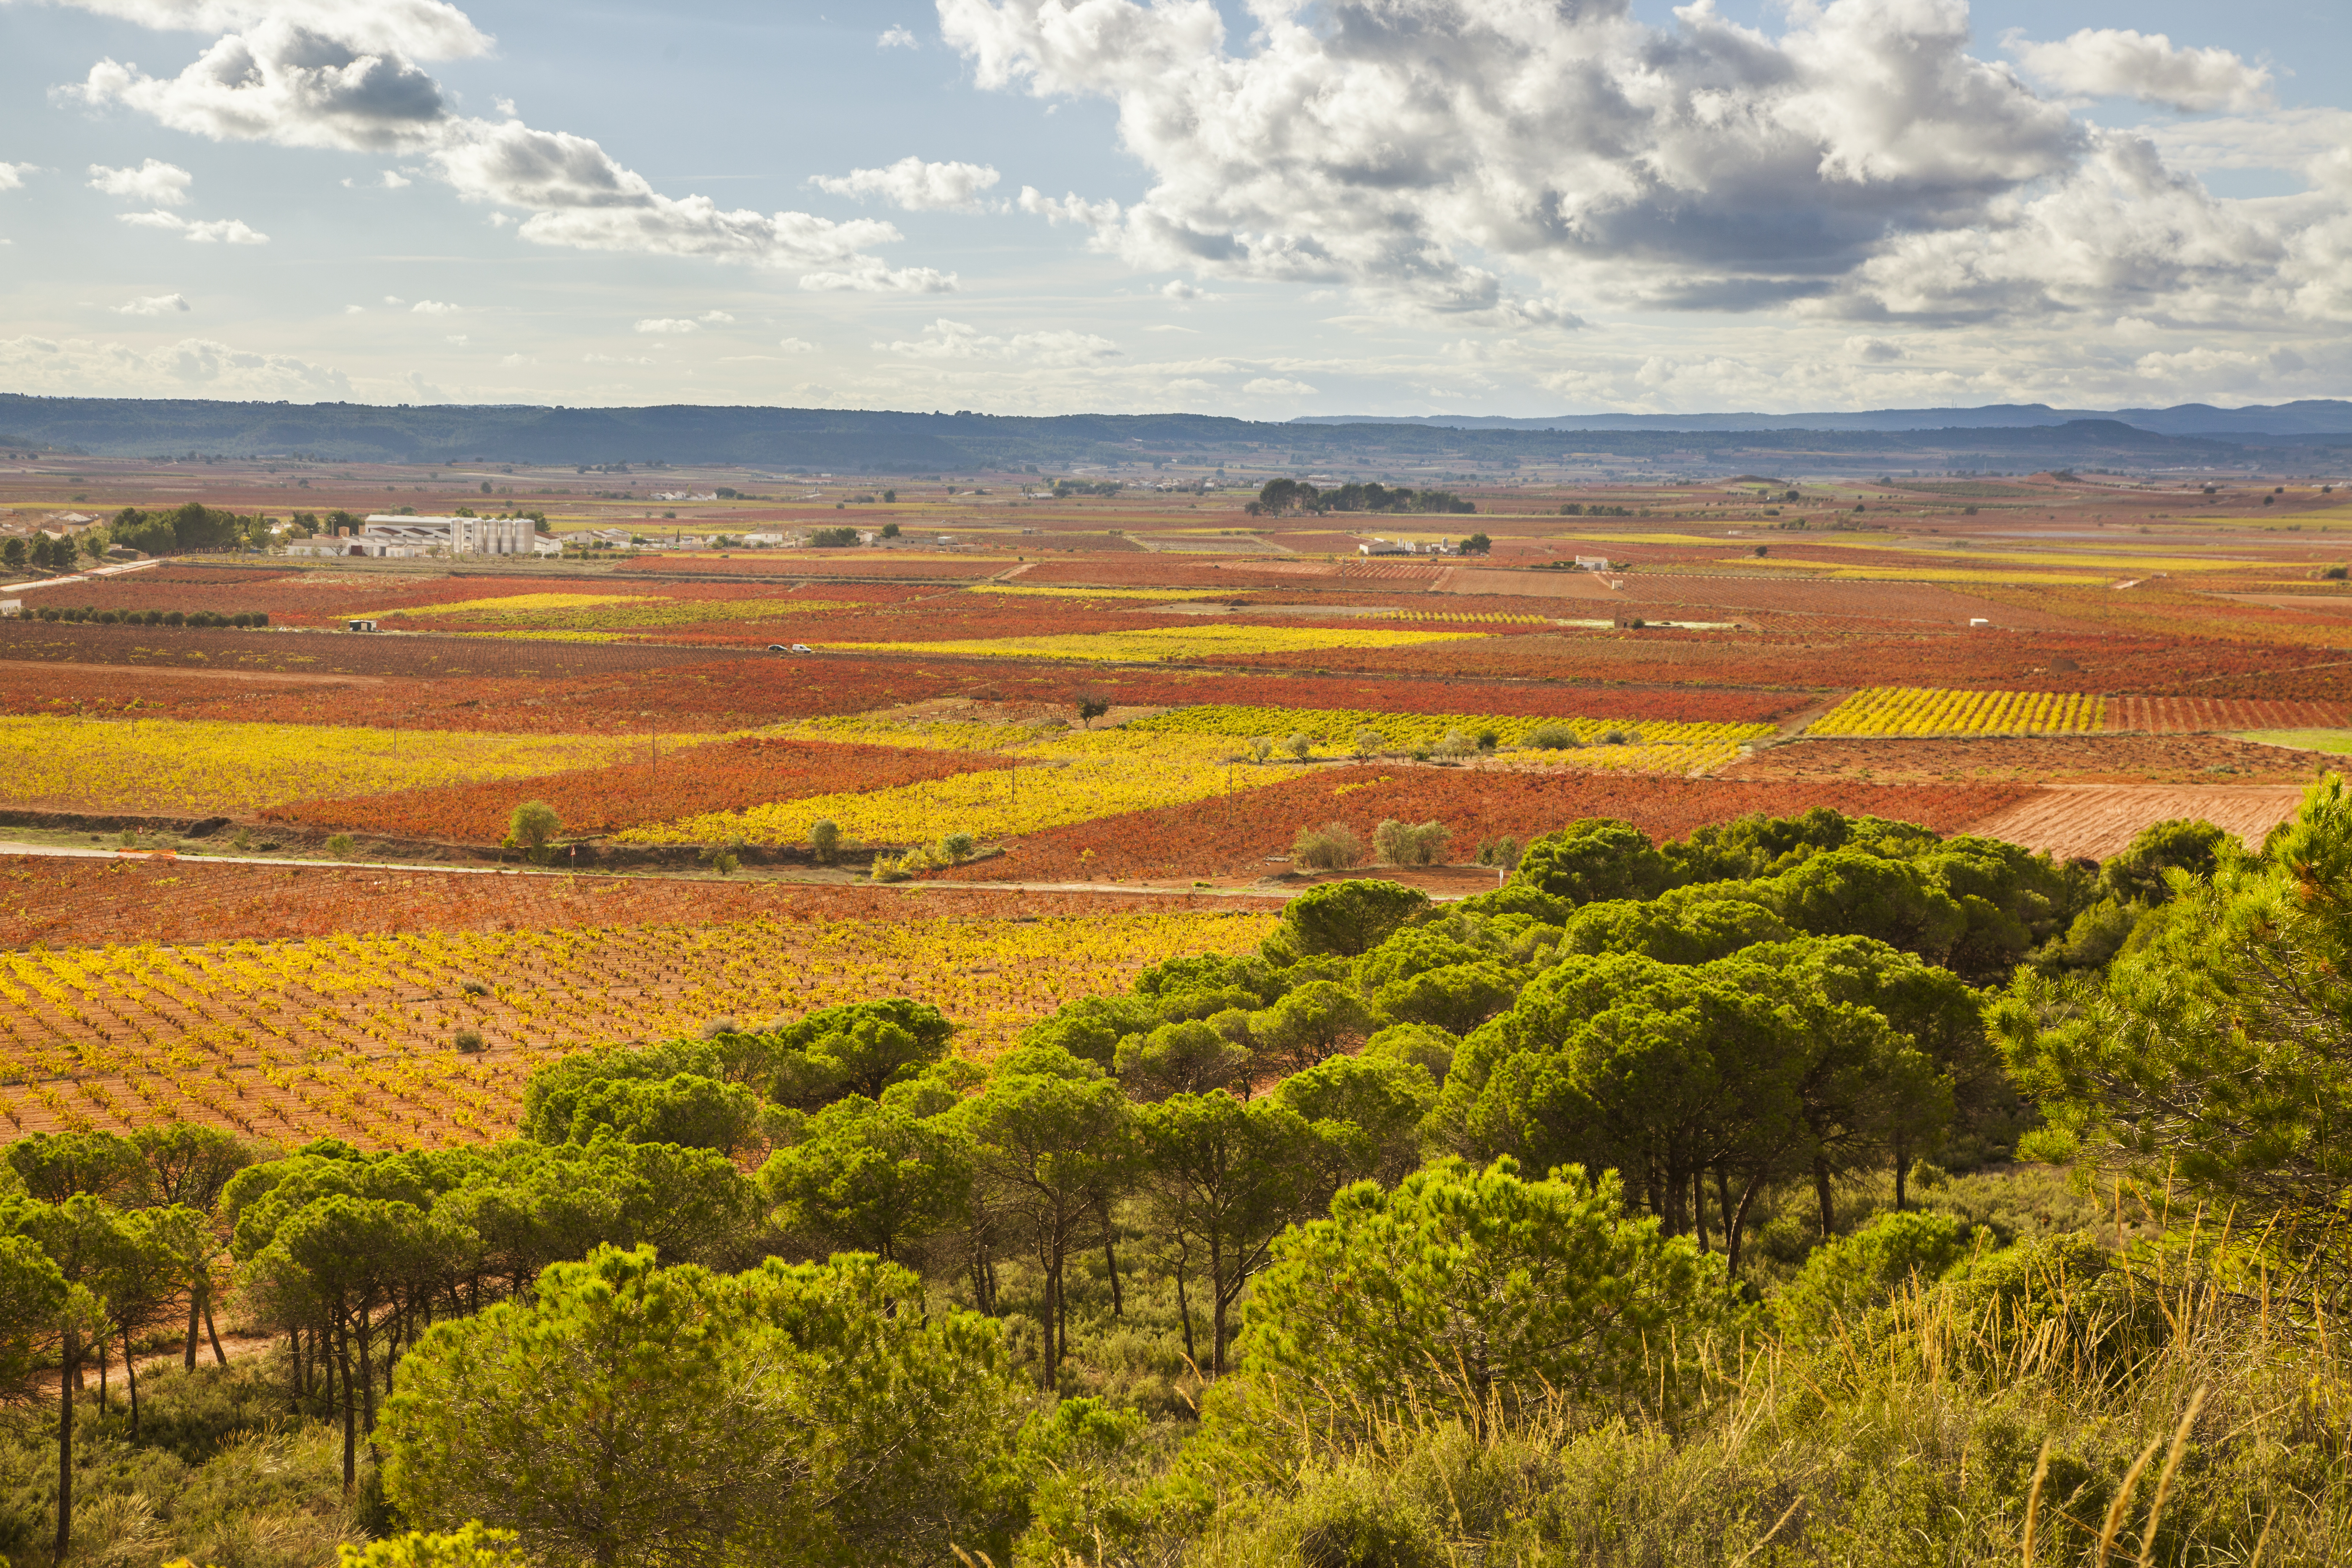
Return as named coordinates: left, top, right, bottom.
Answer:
left=937, top=766, right=2037, bottom=883
left=0, top=714, right=707, bottom=815
left=1804, top=687, right=2106, bottom=738
left=0, top=905, right=1274, bottom=1145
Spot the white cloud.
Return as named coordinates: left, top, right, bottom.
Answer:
left=1242, top=377, right=1316, bottom=397
left=382, top=294, right=403, bottom=304
left=445, top=333, right=468, bottom=345
left=0, top=330, right=351, bottom=397
left=777, top=337, right=817, bottom=353
left=812, top=156, right=1000, bottom=212
left=112, top=291, right=191, bottom=315
left=2009, top=29, right=2272, bottom=114
left=939, top=0, right=2333, bottom=328
left=583, top=351, right=652, bottom=364
left=410, top=299, right=461, bottom=313
left=696, top=309, right=734, bottom=324
left=1143, top=323, right=1199, bottom=334
left=378, top=168, right=412, bottom=187
left=118, top=209, right=267, bottom=242
left=1016, top=186, right=1118, bottom=229
left=43, top=0, right=493, bottom=60
left=634, top=317, right=699, bottom=334
left=0, top=162, right=31, bottom=192
left=878, top=24, right=917, bottom=49
left=63, top=3, right=955, bottom=289
left=88, top=158, right=193, bottom=204
left=1159, top=279, right=1221, bottom=304
left=1844, top=336, right=1907, bottom=363
left=343, top=303, right=365, bottom=312
left=875, top=317, right=1119, bottom=366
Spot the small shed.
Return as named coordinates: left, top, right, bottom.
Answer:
left=346, top=619, right=378, bottom=632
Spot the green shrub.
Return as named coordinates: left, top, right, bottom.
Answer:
left=1292, top=822, right=1365, bottom=872
left=809, top=818, right=841, bottom=865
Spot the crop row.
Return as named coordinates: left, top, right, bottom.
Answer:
left=1127, top=703, right=1776, bottom=752
left=0, top=714, right=698, bottom=816
left=267, top=735, right=1010, bottom=842
left=1803, top=687, right=2107, bottom=738
left=0, top=908, right=1272, bottom=1145
left=937, top=768, right=2039, bottom=885
left=616, top=730, right=1298, bottom=846
left=832, top=624, right=1495, bottom=663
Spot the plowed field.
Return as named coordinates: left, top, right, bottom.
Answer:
left=2105, top=696, right=2350, bottom=733
left=1955, top=785, right=2307, bottom=860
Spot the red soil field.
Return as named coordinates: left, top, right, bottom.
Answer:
left=937, top=766, right=2036, bottom=884
left=266, top=736, right=1009, bottom=841
left=0, top=649, right=1811, bottom=733
left=1955, top=784, right=2308, bottom=861
left=2105, top=696, right=2350, bottom=733
left=0, top=859, right=1277, bottom=948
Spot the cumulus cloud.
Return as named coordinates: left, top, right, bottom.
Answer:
left=0, top=163, right=31, bottom=191
left=941, top=0, right=2341, bottom=330
left=1845, top=335, right=1907, bottom=362
left=875, top=317, right=1119, bottom=366
left=112, top=291, right=191, bottom=314
left=0, top=329, right=351, bottom=397
left=811, top=156, right=1000, bottom=212
left=409, top=299, right=460, bottom=313
left=2009, top=29, right=2272, bottom=114
left=1160, top=279, right=1219, bottom=303
left=878, top=24, right=917, bottom=49
left=88, top=158, right=192, bottom=204
left=119, top=209, right=267, bottom=242
left=634, top=317, right=698, bottom=333
left=59, top=0, right=952, bottom=288
left=378, top=168, right=412, bottom=187
left=697, top=309, right=733, bottom=324
left=777, top=337, right=817, bottom=353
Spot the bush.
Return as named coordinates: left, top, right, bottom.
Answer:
left=1292, top=821, right=1365, bottom=871
left=452, top=1029, right=485, bottom=1054
left=810, top=526, right=859, bottom=547
left=1473, top=835, right=1522, bottom=870
left=1372, top=819, right=1451, bottom=867
left=505, top=800, right=559, bottom=864
left=324, top=833, right=354, bottom=857
left=1432, top=729, right=1474, bottom=760
left=809, top=819, right=841, bottom=865
left=939, top=831, right=977, bottom=863
left=1283, top=732, right=1315, bottom=762
left=1520, top=722, right=1581, bottom=750
left=1776, top=1210, right=1979, bottom=1342
left=1352, top=727, right=1384, bottom=761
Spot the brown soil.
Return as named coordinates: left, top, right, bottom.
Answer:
left=1720, top=734, right=2329, bottom=785
left=1957, top=785, right=2307, bottom=860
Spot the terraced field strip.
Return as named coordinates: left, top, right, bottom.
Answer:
left=1956, top=784, right=2306, bottom=861
left=2107, top=696, right=2350, bottom=734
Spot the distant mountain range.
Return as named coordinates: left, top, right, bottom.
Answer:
left=1292, top=401, right=2352, bottom=438
left=1, top=395, right=2344, bottom=476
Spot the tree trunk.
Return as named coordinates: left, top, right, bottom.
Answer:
left=356, top=1319, right=378, bottom=1435
left=204, top=1295, right=226, bottom=1367
left=1813, top=1155, right=1836, bottom=1241
left=1209, top=1234, right=1228, bottom=1377
left=122, top=1326, right=140, bottom=1438
left=55, top=1324, right=74, bottom=1565
left=185, top=1295, right=201, bottom=1370
left=1893, top=1139, right=1909, bottom=1213
left=1039, top=1261, right=1060, bottom=1390
left=1102, top=1230, right=1123, bottom=1318
left=1173, top=1261, right=1197, bottom=1367
left=1693, top=1170, right=1709, bottom=1253
left=96, top=1336, right=106, bottom=1410
left=333, top=1324, right=357, bottom=1495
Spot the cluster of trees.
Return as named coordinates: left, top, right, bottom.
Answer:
left=1249, top=480, right=1476, bottom=516
left=0, top=532, right=96, bottom=571
left=5, top=790, right=2345, bottom=1563
left=106, top=503, right=270, bottom=556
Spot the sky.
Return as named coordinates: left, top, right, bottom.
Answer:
left=2, top=0, right=2349, bottom=419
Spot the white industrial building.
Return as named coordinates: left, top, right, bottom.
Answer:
left=358, top=515, right=537, bottom=556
